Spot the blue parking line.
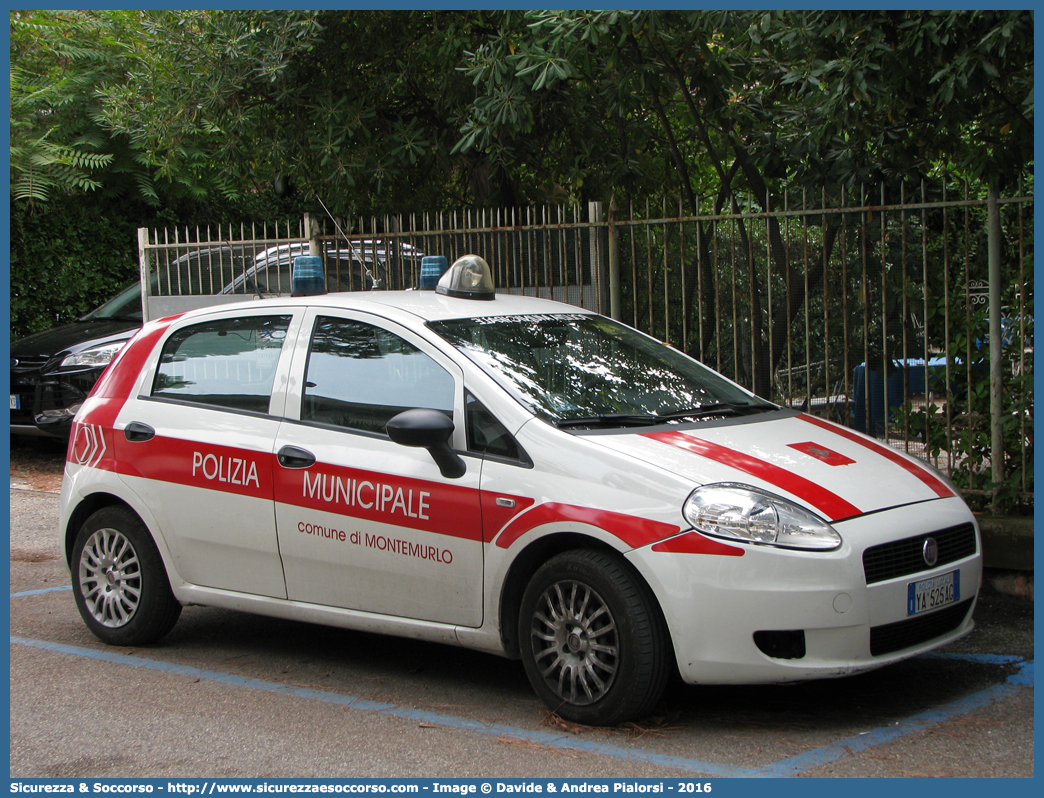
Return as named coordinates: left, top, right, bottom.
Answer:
left=751, top=657, right=1034, bottom=777
left=10, top=583, right=1034, bottom=775
left=9, top=635, right=748, bottom=777
left=11, top=585, right=72, bottom=598
left=9, top=630, right=1032, bottom=778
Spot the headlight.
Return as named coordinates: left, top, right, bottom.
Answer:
left=60, top=342, right=125, bottom=369
left=683, top=483, right=842, bottom=551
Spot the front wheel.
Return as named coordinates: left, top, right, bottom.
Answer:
left=71, top=506, right=181, bottom=646
left=519, top=549, right=670, bottom=726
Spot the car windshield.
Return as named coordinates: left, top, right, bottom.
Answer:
left=82, top=282, right=143, bottom=322
left=429, top=313, right=773, bottom=428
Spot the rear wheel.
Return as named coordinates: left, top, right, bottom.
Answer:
left=71, top=506, right=181, bottom=646
left=519, top=549, right=669, bottom=726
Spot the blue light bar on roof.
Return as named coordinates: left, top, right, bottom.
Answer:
left=291, top=255, right=326, bottom=297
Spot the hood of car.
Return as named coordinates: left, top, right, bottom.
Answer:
left=587, top=412, right=955, bottom=523
left=11, top=319, right=140, bottom=364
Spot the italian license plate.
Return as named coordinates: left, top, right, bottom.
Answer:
left=908, top=570, right=960, bottom=616
left=10, top=394, right=19, bottom=410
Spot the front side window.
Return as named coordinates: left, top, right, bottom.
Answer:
left=466, top=392, right=523, bottom=462
left=430, top=314, right=773, bottom=429
left=152, top=315, right=291, bottom=413
left=302, top=316, right=454, bottom=434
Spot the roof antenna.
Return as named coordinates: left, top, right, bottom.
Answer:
left=314, top=194, right=382, bottom=290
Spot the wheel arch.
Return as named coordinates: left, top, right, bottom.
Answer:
left=63, top=492, right=138, bottom=566
left=497, top=531, right=672, bottom=661
left=69, top=497, right=183, bottom=645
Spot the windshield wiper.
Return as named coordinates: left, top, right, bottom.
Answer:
left=554, top=414, right=662, bottom=429
left=554, top=403, right=772, bottom=429
left=653, top=402, right=772, bottom=421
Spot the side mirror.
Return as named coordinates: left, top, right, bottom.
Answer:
left=386, top=409, right=467, bottom=479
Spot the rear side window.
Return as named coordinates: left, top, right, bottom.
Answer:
left=151, top=315, right=291, bottom=413
left=302, top=316, right=454, bottom=434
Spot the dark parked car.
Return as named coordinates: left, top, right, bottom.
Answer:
left=11, top=240, right=422, bottom=438
left=10, top=281, right=143, bottom=437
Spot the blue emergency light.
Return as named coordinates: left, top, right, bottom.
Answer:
left=291, top=255, right=326, bottom=297
left=419, top=256, right=449, bottom=290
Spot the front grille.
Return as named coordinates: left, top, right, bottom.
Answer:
left=12, top=358, right=48, bottom=373
left=870, top=598, right=974, bottom=656
left=11, top=365, right=45, bottom=394
left=863, top=523, right=977, bottom=584
left=37, top=382, right=79, bottom=413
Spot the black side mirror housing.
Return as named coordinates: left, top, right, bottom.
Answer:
left=386, top=409, right=467, bottom=479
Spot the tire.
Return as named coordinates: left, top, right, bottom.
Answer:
left=519, top=549, right=670, bottom=726
left=71, top=506, right=181, bottom=646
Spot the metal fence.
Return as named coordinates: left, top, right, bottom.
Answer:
left=138, top=180, right=1033, bottom=503
left=607, top=184, right=1033, bottom=504
left=139, top=207, right=607, bottom=314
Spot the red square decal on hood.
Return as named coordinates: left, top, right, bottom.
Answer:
left=788, top=441, right=855, bottom=466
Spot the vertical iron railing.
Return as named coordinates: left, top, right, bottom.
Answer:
left=138, top=180, right=1032, bottom=502
left=607, top=180, right=1032, bottom=504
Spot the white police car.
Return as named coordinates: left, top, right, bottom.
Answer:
left=60, top=255, right=982, bottom=726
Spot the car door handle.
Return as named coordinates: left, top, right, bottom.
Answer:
left=124, top=422, right=155, bottom=442
left=277, top=445, right=316, bottom=469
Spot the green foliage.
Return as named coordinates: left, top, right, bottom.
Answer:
left=745, top=11, right=1034, bottom=189
left=895, top=303, right=1034, bottom=512
left=9, top=190, right=304, bottom=340
left=453, top=11, right=1032, bottom=398
left=12, top=10, right=1031, bottom=212
left=9, top=10, right=158, bottom=204
left=454, top=10, right=1033, bottom=214
left=96, top=10, right=489, bottom=214
left=456, top=11, right=690, bottom=205
left=10, top=195, right=143, bottom=336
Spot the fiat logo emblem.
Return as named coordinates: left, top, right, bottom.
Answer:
left=922, top=537, right=939, bottom=567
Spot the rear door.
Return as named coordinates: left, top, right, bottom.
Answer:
left=113, top=309, right=301, bottom=598
left=272, top=309, right=484, bottom=626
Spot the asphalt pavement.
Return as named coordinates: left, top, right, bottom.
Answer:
left=9, top=486, right=1034, bottom=779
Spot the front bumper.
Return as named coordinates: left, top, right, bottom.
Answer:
left=628, top=496, right=981, bottom=685
left=9, top=367, right=103, bottom=437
